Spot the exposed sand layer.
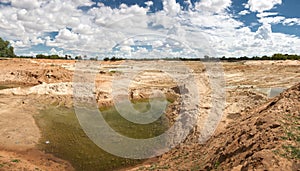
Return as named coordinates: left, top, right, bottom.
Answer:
left=0, top=82, right=73, bottom=96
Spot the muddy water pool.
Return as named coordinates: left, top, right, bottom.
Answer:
left=34, top=100, right=169, bottom=170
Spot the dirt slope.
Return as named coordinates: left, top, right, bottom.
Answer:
left=136, top=82, right=300, bottom=170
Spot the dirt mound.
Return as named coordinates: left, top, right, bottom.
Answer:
left=198, top=82, right=300, bottom=170
left=137, top=82, right=300, bottom=170
left=0, top=58, right=72, bottom=86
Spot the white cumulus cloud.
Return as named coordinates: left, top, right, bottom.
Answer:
left=255, top=23, right=272, bottom=40
left=145, top=1, right=153, bottom=7
left=195, top=0, right=231, bottom=13
left=239, top=10, right=250, bottom=15
left=11, top=0, right=40, bottom=10
left=283, top=18, right=300, bottom=26
left=246, top=0, right=282, bottom=12
left=163, top=0, right=181, bottom=16
left=56, top=28, right=79, bottom=41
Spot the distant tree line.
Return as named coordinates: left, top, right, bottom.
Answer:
left=0, top=37, right=15, bottom=57
left=35, top=54, right=65, bottom=59
left=102, top=54, right=300, bottom=61
left=220, top=54, right=300, bottom=61
left=103, top=56, right=124, bottom=61
left=36, top=54, right=75, bottom=59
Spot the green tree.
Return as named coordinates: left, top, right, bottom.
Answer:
left=0, top=37, right=16, bottom=57
left=75, top=56, right=82, bottom=60
left=36, top=54, right=46, bottom=59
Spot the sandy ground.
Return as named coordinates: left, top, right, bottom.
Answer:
left=0, top=95, right=39, bottom=150
left=0, top=58, right=299, bottom=170
left=0, top=94, right=74, bottom=170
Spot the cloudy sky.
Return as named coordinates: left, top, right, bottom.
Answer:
left=0, top=0, right=299, bottom=58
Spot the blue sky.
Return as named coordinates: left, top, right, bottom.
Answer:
left=0, top=0, right=299, bottom=58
